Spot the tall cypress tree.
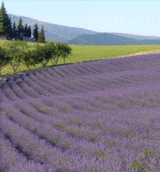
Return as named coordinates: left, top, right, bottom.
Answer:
left=23, top=23, right=28, bottom=37
left=27, top=26, right=31, bottom=37
left=8, top=17, right=12, bottom=38
left=17, top=17, right=23, bottom=39
left=33, top=23, right=39, bottom=41
left=0, top=1, right=12, bottom=37
left=0, top=2, right=5, bottom=36
left=38, top=25, right=46, bottom=43
left=12, top=21, right=17, bottom=39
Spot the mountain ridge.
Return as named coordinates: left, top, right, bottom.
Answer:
left=8, top=13, right=98, bottom=42
left=8, top=13, right=160, bottom=45
left=66, top=33, right=160, bottom=45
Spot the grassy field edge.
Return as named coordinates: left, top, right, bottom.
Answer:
left=0, top=41, right=160, bottom=78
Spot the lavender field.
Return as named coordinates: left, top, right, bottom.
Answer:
left=1, top=54, right=160, bottom=172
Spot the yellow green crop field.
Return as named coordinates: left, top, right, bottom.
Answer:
left=64, top=44, right=160, bottom=63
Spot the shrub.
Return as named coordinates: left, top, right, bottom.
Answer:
left=0, top=46, right=9, bottom=76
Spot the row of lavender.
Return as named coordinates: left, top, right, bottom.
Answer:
left=1, top=54, right=160, bottom=102
left=2, top=99, right=160, bottom=171
left=1, top=54, right=160, bottom=171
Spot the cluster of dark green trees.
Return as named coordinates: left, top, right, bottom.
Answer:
left=0, top=1, right=46, bottom=43
left=33, top=24, right=46, bottom=43
left=0, top=1, right=72, bottom=76
left=0, top=40, right=72, bottom=75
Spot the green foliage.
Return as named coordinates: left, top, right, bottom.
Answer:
left=37, top=25, right=46, bottom=43
left=61, top=43, right=72, bottom=64
left=23, top=50, right=37, bottom=69
left=43, top=41, right=56, bottom=66
left=23, top=23, right=28, bottom=37
left=19, top=25, right=31, bottom=39
left=27, top=26, right=31, bottom=38
left=0, top=46, right=9, bottom=76
left=0, top=2, right=44, bottom=42
left=0, top=2, right=34, bottom=40
left=17, top=18, right=23, bottom=39
left=54, top=42, right=64, bottom=65
left=31, top=43, right=44, bottom=65
left=22, top=41, right=71, bottom=70
left=0, top=1, right=12, bottom=37
left=33, top=41, right=56, bottom=67
left=33, top=23, right=39, bottom=41
left=3, top=40, right=29, bottom=73
left=12, top=21, right=17, bottom=39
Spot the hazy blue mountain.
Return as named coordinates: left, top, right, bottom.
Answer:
left=111, top=32, right=160, bottom=40
left=8, top=13, right=98, bottom=42
left=66, top=33, right=160, bottom=45
left=8, top=13, right=160, bottom=45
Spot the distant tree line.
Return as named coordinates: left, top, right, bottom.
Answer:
left=0, top=1, right=46, bottom=43
left=0, top=40, right=72, bottom=75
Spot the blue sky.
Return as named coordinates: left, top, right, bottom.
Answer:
left=3, top=0, right=160, bottom=37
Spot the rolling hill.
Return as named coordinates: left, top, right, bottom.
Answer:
left=66, top=33, right=160, bottom=45
left=8, top=13, right=160, bottom=45
left=111, top=32, right=160, bottom=40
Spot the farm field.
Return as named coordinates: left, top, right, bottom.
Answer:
left=1, top=53, right=160, bottom=171
left=0, top=40, right=160, bottom=76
